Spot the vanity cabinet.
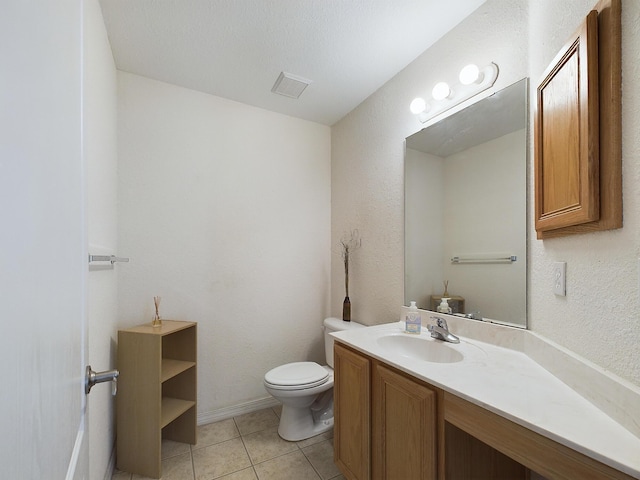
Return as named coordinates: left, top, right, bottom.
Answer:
left=334, top=343, right=371, bottom=480
left=334, top=341, right=634, bottom=480
left=116, top=320, right=197, bottom=479
left=443, top=392, right=633, bottom=480
left=335, top=343, right=442, bottom=480
left=372, top=363, right=440, bottom=480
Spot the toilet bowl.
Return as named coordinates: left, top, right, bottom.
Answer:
left=264, top=317, right=365, bottom=441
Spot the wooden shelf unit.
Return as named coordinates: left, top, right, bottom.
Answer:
left=116, top=320, right=197, bottom=479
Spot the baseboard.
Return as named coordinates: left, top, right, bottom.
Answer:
left=197, top=396, right=281, bottom=426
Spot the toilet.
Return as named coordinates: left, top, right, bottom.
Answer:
left=264, top=317, right=365, bottom=441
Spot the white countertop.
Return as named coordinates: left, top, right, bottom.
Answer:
left=331, top=321, right=640, bottom=479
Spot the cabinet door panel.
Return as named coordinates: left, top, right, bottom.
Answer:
left=535, top=10, right=599, bottom=233
left=372, top=363, right=437, bottom=480
left=334, top=343, right=371, bottom=480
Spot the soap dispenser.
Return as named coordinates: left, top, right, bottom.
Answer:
left=437, top=297, right=452, bottom=314
left=405, top=301, right=422, bottom=334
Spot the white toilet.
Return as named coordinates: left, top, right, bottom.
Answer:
left=264, top=317, right=365, bottom=441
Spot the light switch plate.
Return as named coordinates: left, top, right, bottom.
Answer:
left=553, top=262, right=566, bottom=296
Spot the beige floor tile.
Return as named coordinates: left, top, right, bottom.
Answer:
left=296, top=429, right=333, bottom=449
left=328, top=475, right=345, bottom=480
left=217, top=467, right=258, bottom=479
left=111, top=469, right=132, bottom=480
left=242, top=426, right=298, bottom=464
left=254, top=450, right=320, bottom=480
left=302, top=439, right=341, bottom=480
left=234, top=408, right=280, bottom=436
left=193, top=418, right=240, bottom=450
left=162, top=438, right=191, bottom=459
left=192, top=437, right=251, bottom=480
left=132, top=451, right=193, bottom=480
left=271, top=405, right=282, bottom=418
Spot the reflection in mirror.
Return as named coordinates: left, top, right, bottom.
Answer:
left=404, top=78, right=528, bottom=328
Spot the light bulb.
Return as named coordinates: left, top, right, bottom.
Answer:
left=431, top=82, right=451, bottom=101
left=409, top=97, right=427, bottom=114
left=459, top=64, right=482, bottom=85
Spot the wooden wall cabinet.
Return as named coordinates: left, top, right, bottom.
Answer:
left=535, top=10, right=600, bottom=233
left=116, top=320, right=197, bottom=478
left=534, top=0, right=621, bottom=239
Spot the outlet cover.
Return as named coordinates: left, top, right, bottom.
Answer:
left=553, top=262, right=566, bottom=296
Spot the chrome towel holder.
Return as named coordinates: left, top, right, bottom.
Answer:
left=88, top=254, right=130, bottom=264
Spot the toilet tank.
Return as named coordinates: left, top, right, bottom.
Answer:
left=323, top=317, right=365, bottom=368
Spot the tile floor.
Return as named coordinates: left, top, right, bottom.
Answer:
left=112, top=406, right=346, bottom=480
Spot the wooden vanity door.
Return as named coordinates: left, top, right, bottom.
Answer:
left=334, top=343, right=371, bottom=480
left=372, top=363, right=439, bottom=480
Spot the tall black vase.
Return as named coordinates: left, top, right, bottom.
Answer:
left=342, top=296, right=351, bottom=322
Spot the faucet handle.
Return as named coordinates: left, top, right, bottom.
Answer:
left=430, top=316, right=448, bottom=330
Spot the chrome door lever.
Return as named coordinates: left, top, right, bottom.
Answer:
left=85, top=365, right=119, bottom=395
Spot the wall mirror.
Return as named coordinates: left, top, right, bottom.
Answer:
left=404, top=78, right=528, bottom=328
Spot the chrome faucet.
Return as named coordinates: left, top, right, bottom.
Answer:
left=428, top=316, right=460, bottom=344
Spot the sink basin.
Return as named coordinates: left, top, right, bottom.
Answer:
left=376, top=334, right=464, bottom=363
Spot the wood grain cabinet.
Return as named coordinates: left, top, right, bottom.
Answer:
left=372, top=363, right=439, bottom=480
left=534, top=10, right=600, bottom=234
left=333, top=341, right=633, bottom=480
left=334, top=343, right=371, bottom=480
left=334, top=343, right=442, bottom=480
left=534, top=0, right=621, bottom=239
left=116, top=320, right=197, bottom=478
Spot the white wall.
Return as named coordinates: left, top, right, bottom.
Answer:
left=332, top=0, right=528, bottom=324
left=405, top=130, right=526, bottom=323
left=404, top=149, right=444, bottom=308
left=527, top=0, right=640, bottom=386
left=117, top=72, right=332, bottom=416
left=443, top=130, right=527, bottom=323
left=84, top=0, right=119, bottom=478
left=332, top=0, right=640, bottom=387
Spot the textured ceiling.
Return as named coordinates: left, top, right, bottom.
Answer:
left=99, top=0, right=485, bottom=125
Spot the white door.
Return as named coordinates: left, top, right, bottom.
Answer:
left=0, top=0, right=90, bottom=478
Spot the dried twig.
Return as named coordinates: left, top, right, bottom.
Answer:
left=152, top=296, right=162, bottom=326
left=340, top=230, right=361, bottom=297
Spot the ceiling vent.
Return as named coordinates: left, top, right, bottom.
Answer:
left=271, top=71, right=312, bottom=99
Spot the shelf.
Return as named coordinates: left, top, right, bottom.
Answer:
left=117, top=320, right=197, bottom=478
left=161, top=397, right=196, bottom=428
left=162, top=359, right=196, bottom=383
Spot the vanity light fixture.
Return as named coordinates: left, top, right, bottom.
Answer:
left=431, top=82, right=452, bottom=101
left=410, top=62, right=499, bottom=123
left=409, top=97, right=428, bottom=115
left=459, top=63, right=482, bottom=85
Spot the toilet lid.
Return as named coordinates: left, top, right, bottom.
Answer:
left=264, top=362, right=329, bottom=390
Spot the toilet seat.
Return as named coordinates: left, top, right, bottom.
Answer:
left=264, top=362, right=329, bottom=391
